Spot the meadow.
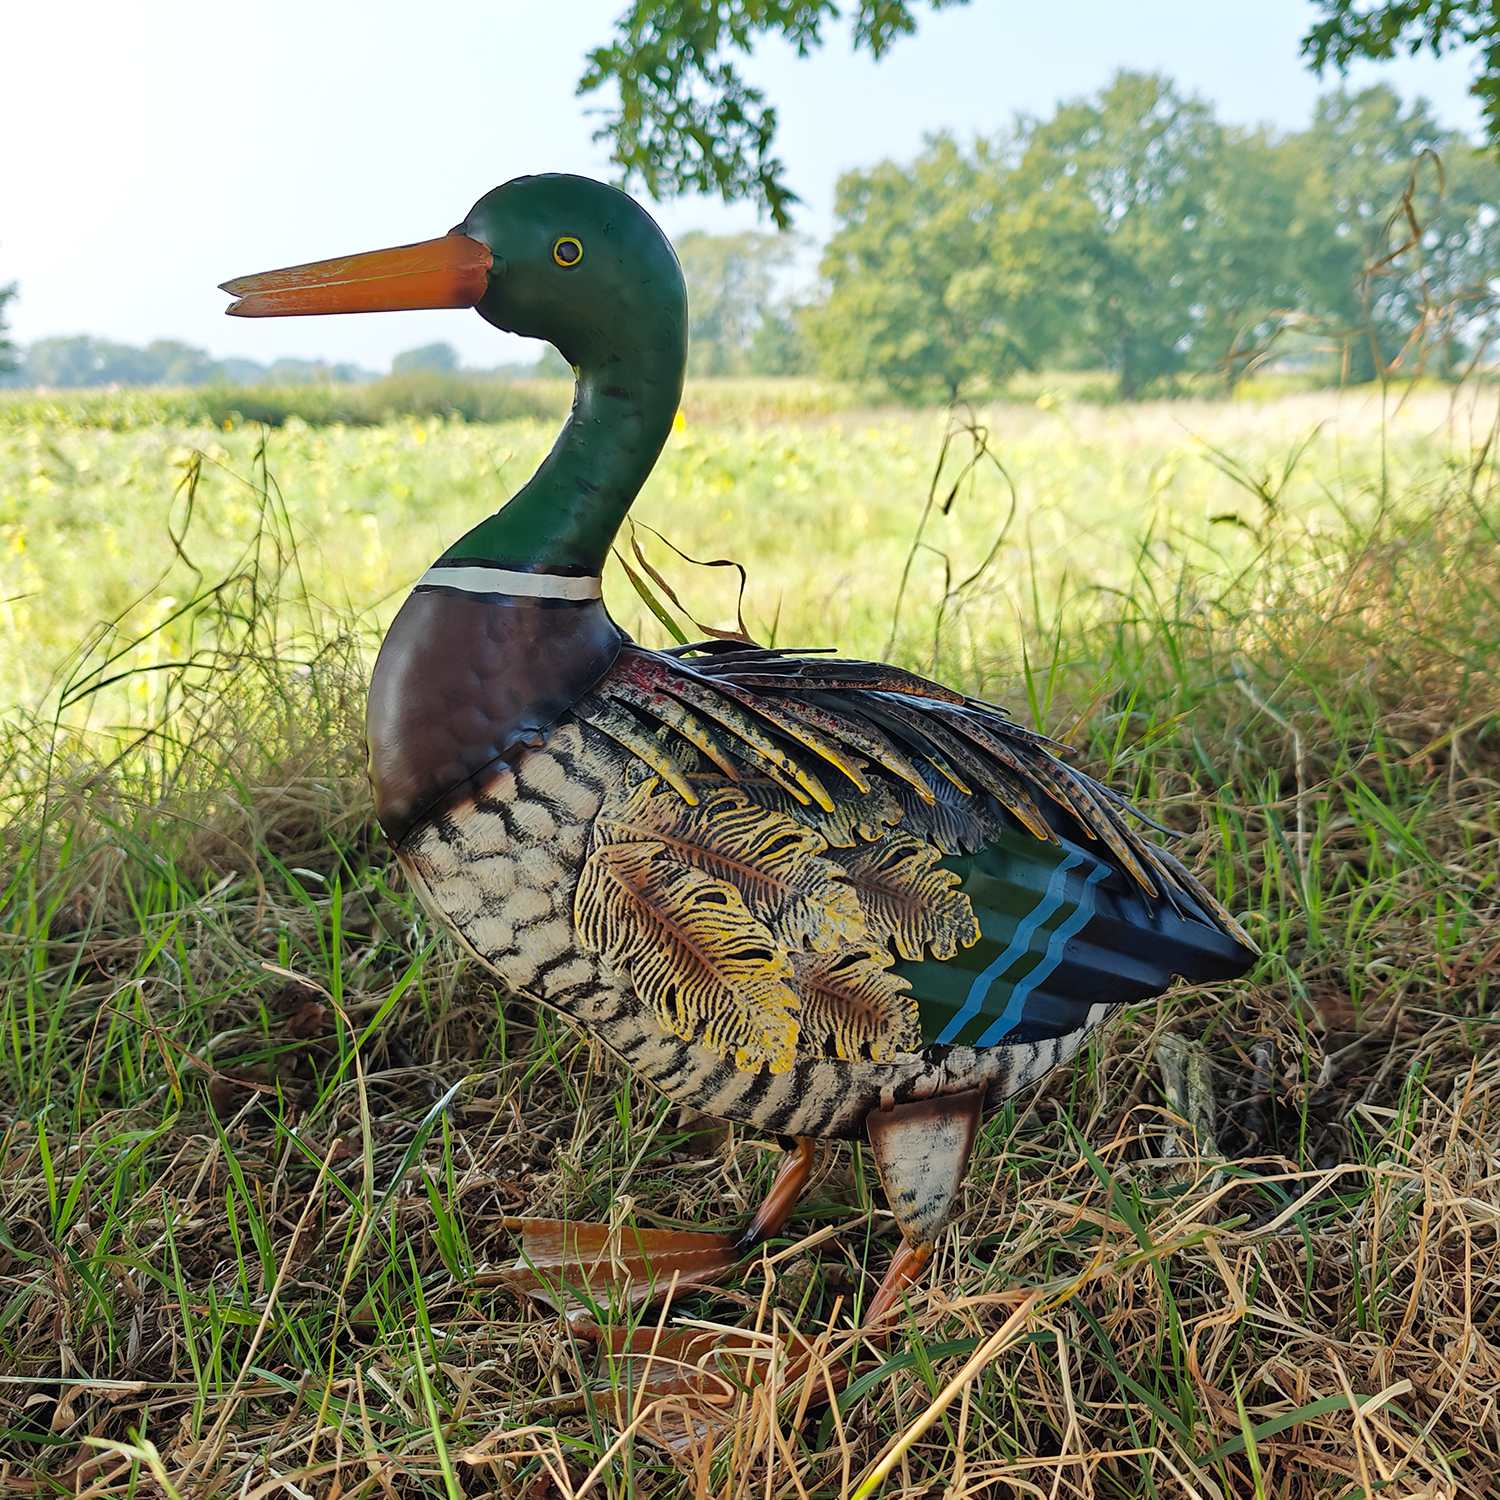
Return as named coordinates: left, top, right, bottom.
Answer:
left=0, top=378, right=1496, bottom=1497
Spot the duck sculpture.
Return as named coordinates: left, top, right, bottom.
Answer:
left=224, top=173, right=1256, bottom=1406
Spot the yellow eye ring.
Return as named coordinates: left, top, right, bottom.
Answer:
left=552, top=236, right=583, bottom=268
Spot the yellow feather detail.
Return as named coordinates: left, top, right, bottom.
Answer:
left=715, top=773, right=905, bottom=849
left=656, top=676, right=835, bottom=811
left=1050, top=763, right=1158, bottom=896
left=791, top=946, right=921, bottom=1062
left=765, top=696, right=936, bottom=803
left=574, top=698, right=699, bottom=805
left=833, top=835, right=980, bottom=961
left=575, top=840, right=802, bottom=1073
left=605, top=678, right=746, bottom=782
left=712, top=687, right=872, bottom=793
left=593, top=776, right=865, bottom=954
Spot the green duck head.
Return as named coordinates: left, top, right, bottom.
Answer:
left=223, top=172, right=687, bottom=366
left=462, top=175, right=687, bottom=369
left=222, top=173, right=689, bottom=572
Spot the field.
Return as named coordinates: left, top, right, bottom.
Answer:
left=1, top=379, right=1497, bottom=1498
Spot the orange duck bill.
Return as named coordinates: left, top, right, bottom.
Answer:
left=221, top=233, right=491, bottom=317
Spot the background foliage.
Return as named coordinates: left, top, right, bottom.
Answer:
left=808, top=77, right=1500, bottom=398
left=1304, top=0, right=1500, bottom=149
left=0, top=283, right=16, bottom=376
left=578, top=0, right=1500, bottom=222
left=8, top=77, right=1492, bottom=406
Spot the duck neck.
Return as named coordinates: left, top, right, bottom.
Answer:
left=440, top=332, right=685, bottom=578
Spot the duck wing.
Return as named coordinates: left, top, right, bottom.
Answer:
left=569, top=640, right=1254, bottom=1070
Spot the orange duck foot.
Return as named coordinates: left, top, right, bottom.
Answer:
left=491, top=1138, right=816, bottom=1312
left=493, top=1090, right=980, bottom=1450
left=570, top=1237, right=940, bottom=1452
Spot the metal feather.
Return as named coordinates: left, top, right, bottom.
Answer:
left=791, top=946, right=921, bottom=1062
left=592, top=775, right=865, bottom=954
left=574, top=839, right=802, bottom=1073
left=832, top=834, right=980, bottom=962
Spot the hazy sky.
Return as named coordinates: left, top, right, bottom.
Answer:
left=4, top=1, right=1484, bottom=369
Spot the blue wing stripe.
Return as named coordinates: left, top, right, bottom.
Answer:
left=933, top=850, right=1085, bottom=1045
left=973, top=856, right=1112, bottom=1046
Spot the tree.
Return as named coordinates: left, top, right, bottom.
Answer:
left=0, top=283, right=16, bottom=376
left=1299, top=85, right=1500, bottom=378
left=807, top=76, right=1325, bottom=400
left=1013, top=74, right=1362, bottom=395
left=20, top=335, right=213, bottom=386
left=746, top=304, right=812, bottom=375
left=261, top=357, right=371, bottom=385
left=805, top=74, right=1403, bottom=399
left=574, top=2, right=1500, bottom=228
left=1303, top=1, right=1500, bottom=154
left=1168, top=125, right=1347, bottom=387
left=24, top=335, right=122, bottom=386
left=1012, top=74, right=1244, bottom=397
left=806, top=136, right=1036, bottom=397
left=27, top=336, right=207, bottom=386
left=392, top=341, right=461, bottom=375
left=675, top=229, right=804, bottom=375
left=143, top=339, right=220, bottom=384
left=579, top=0, right=962, bottom=226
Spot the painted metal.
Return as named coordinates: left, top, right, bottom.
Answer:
left=222, top=171, right=1258, bottom=1306
left=865, top=1087, right=985, bottom=1249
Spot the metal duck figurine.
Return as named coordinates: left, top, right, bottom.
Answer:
left=224, top=173, right=1255, bottom=1365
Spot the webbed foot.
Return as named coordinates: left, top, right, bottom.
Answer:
left=493, top=1217, right=740, bottom=1309
left=491, top=1137, right=817, bottom=1310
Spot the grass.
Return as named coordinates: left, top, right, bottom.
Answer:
left=0, top=378, right=1497, bottom=1497
left=0, top=375, right=855, bottom=436
left=4, top=380, right=1491, bottom=718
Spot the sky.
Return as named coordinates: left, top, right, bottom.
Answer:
left=3, top=0, right=1486, bottom=370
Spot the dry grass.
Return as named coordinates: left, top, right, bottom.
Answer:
left=0, top=389, right=1497, bottom=1498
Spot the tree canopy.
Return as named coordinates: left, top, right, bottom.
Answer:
left=1304, top=0, right=1500, bottom=154
left=582, top=0, right=1500, bottom=224
left=804, top=137, right=1013, bottom=396
left=0, top=284, right=16, bottom=377
left=580, top=0, right=962, bottom=225
left=391, top=342, right=461, bottom=376
left=675, top=229, right=808, bottom=375
left=807, top=76, right=1499, bottom=398
left=1300, top=84, right=1500, bottom=378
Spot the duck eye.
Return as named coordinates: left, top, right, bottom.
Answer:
left=552, top=236, right=583, bottom=268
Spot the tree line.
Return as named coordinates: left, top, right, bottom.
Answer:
left=0, top=284, right=16, bottom=377
left=677, top=76, right=1499, bottom=399
left=4, top=77, right=1494, bottom=402
left=806, top=76, right=1500, bottom=399
left=0, top=335, right=377, bottom=389
left=0, top=333, right=560, bottom=390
